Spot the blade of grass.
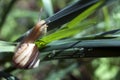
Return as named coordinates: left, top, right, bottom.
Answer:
left=36, top=19, right=96, bottom=47
left=40, top=39, right=120, bottom=60
left=0, top=41, right=16, bottom=52
left=66, top=0, right=104, bottom=28
left=41, top=39, right=120, bottom=52
left=103, top=6, right=110, bottom=30
left=42, top=0, right=53, bottom=16
left=36, top=0, right=104, bottom=47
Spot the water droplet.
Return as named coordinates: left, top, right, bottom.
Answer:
left=79, top=48, right=84, bottom=51
left=79, top=48, right=85, bottom=57
left=88, top=48, right=93, bottom=51
left=48, top=50, right=56, bottom=58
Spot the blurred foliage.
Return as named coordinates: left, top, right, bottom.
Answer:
left=0, top=0, right=120, bottom=80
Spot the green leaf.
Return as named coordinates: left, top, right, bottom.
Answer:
left=0, top=41, right=16, bottom=52
left=66, top=0, right=104, bottom=28
left=42, top=0, right=54, bottom=16
left=36, top=19, right=96, bottom=48
left=103, top=6, right=111, bottom=30
left=36, top=0, right=104, bottom=47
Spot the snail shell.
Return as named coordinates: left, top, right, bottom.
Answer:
left=13, top=20, right=48, bottom=69
left=13, top=43, right=40, bottom=69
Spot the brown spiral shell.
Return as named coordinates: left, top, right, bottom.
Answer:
left=13, top=43, right=40, bottom=69
left=13, top=20, right=48, bottom=69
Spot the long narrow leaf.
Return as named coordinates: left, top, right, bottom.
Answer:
left=0, top=41, right=16, bottom=52
left=36, top=0, right=104, bottom=47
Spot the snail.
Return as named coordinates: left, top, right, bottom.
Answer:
left=13, top=20, right=48, bottom=69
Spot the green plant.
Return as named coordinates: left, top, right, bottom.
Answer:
left=0, top=0, right=120, bottom=80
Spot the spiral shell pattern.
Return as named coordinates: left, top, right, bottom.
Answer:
left=13, top=20, right=47, bottom=69
left=13, top=43, right=40, bottom=69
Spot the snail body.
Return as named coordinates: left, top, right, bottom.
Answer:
left=13, top=20, right=48, bottom=69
